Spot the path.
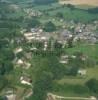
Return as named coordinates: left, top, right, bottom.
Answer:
left=47, top=93, right=97, bottom=100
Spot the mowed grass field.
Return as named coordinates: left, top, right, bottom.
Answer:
left=54, top=67, right=98, bottom=97
left=66, top=44, right=98, bottom=60
left=58, top=67, right=98, bottom=85
left=59, top=0, right=98, bottom=6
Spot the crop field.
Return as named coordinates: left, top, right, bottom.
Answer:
left=59, top=0, right=98, bottom=6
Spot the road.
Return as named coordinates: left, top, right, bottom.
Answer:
left=47, top=93, right=97, bottom=100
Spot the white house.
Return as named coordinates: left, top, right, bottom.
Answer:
left=6, top=94, right=16, bottom=100
left=17, top=59, right=24, bottom=65
left=20, top=76, right=32, bottom=86
left=78, top=69, right=87, bottom=76
left=14, top=47, right=23, bottom=54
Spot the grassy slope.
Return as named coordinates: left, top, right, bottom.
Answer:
left=32, top=3, right=98, bottom=23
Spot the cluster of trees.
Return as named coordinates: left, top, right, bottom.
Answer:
left=86, top=78, right=98, bottom=94
left=43, top=21, right=56, bottom=32
left=29, top=72, right=53, bottom=100
left=0, top=3, right=26, bottom=94
left=66, top=4, right=75, bottom=10
left=55, top=12, right=64, bottom=19
left=0, top=40, right=15, bottom=90
left=27, top=18, right=41, bottom=28
left=0, top=49, right=14, bottom=91
left=88, top=7, right=98, bottom=14
left=34, top=0, right=58, bottom=5
left=28, top=55, right=66, bottom=100
left=27, top=18, right=56, bottom=32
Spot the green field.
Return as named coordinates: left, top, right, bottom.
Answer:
left=66, top=44, right=98, bottom=60
left=58, top=67, right=98, bottom=85
left=51, top=44, right=98, bottom=97
left=31, top=3, right=98, bottom=24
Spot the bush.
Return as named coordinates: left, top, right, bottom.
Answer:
left=88, top=8, right=98, bottom=14
left=66, top=4, right=75, bottom=10
left=43, top=21, right=56, bottom=32
left=28, top=19, right=40, bottom=28
left=85, top=78, right=98, bottom=94
left=65, top=66, right=79, bottom=76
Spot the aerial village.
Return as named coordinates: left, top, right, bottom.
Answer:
left=0, top=0, right=98, bottom=100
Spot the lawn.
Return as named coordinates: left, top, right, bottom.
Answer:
left=52, top=67, right=98, bottom=98
left=66, top=44, right=98, bottom=60
left=58, top=67, right=98, bottom=85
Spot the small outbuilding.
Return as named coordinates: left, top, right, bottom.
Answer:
left=78, top=69, right=87, bottom=76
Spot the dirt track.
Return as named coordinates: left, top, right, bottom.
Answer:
left=59, top=0, right=98, bottom=6
left=48, top=93, right=97, bottom=100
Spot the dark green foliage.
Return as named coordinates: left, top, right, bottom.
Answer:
left=54, top=41, right=63, bottom=50
left=47, top=56, right=65, bottom=79
left=0, top=59, right=13, bottom=75
left=34, top=0, right=58, bottom=5
left=0, top=21, right=20, bottom=29
left=33, top=41, right=44, bottom=49
left=28, top=56, right=66, bottom=100
left=29, top=72, right=53, bottom=100
left=32, top=49, right=64, bottom=57
left=0, top=96, right=3, bottom=100
left=43, top=21, right=56, bottom=32
left=88, top=7, right=98, bottom=14
left=86, top=78, right=98, bottom=94
left=0, top=39, right=9, bottom=48
left=65, top=66, right=79, bottom=76
left=1, top=49, right=15, bottom=60
left=0, top=41, right=14, bottom=76
left=28, top=19, right=40, bottom=28
left=66, top=4, right=75, bottom=10
left=0, top=76, right=8, bottom=91
left=56, top=12, right=64, bottom=18
left=16, top=52, right=24, bottom=59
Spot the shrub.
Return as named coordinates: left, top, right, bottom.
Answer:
left=85, top=78, right=98, bottom=94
